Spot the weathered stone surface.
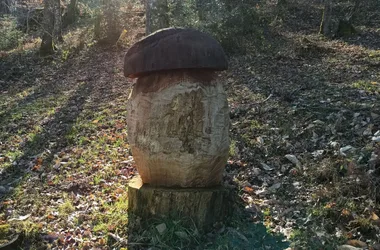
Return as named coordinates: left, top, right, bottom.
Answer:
left=128, top=175, right=233, bottom=230
left=126, top=70, right=230, bottom=187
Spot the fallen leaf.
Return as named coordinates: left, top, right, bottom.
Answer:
left=346, top=240, right=367, bottom=248
left=338, top=245, right=362, bottom=250
left=341, top=209, right=350, bottom=216
left=285, top=154, right=301, bottom=167
left=8, top=214, right=31, bottom=222
left=371, top=212, right=379, bottom=221
left=243, top=186, right=254, bottom=194
left=114, top=187, right=124, bottom=194
left=260, top=162, right=273, bottom=171
left=98, top=238, right=106, bottom=245
left=324, top=202, right=335, bottom=209
left=268, top=183, right=281, bottom=192
left=31, top=165, right=41, bottom=171
left=36, top=157, right=43, bottom=165
left=175, top=231, right=188, bottom=239
left=109, top=233, right=125, bottom=243
left=340, top=146, right=354, bottom=156
left=47, top=214, right=55, bottom=220
left=372, top=136, right=380, bottom=142
left=2, top=200, right=13, bottom=205
left=156, top=223, right=167, bottom=235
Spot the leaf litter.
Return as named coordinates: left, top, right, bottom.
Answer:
left=0, top=4, right=380, bottom=250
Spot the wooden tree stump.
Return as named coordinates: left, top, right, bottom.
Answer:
left=126, top=70, right=230, bottom=187
left=128, top=175, right=233, bottom=230
left=124, top=28, right=231, bottom=230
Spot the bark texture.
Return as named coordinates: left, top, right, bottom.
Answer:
left=319, top=0, right=332, bottom=36
left=53, top=0, right=63, bottom=42
left=128, top=175, right=233, bottom=230
left=145, top=0, right=152, bottom=35
left=145, top=0, right=169, bottom=34
left=126, top=70, right=230, bottom=187
left=64, top=0, right=77, bottom=27
left=40, top=0, right=55, bottom=55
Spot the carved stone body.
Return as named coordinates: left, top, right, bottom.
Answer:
left=127, top=70, right=230, bottom=187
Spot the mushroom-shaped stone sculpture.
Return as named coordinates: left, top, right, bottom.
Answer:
left=125, top=27, right=230, bottom=188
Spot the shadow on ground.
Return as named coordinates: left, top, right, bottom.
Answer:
left=224, top=28, right=379, bottom=248
left=125, top=191, right=290, bottom=250
left=0, top=50, right=95, bottom=190
left=0, top=44, right=125, bottom=248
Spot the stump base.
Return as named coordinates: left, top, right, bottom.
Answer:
left=127, top=176, right=233, bottom=231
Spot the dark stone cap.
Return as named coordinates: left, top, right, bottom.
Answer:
left=124, top=27, right=228, bottom=78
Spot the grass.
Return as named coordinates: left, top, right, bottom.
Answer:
left=229, top=140, right=237, bottom=157
left=1, top=1, right=380, bottom=249
left=92, top=194, right=129, bottom=233
left=125, top=213, right=289, bottom=250
left=352, top=80, right=380, bottom=94
left=58, top=199, right=75, bottom=215
left=0, top=38, right=135, bottom=247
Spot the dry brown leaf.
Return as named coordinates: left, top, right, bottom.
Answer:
left=47, top=214, right=55, bottom=220
left=244, top=186, right=254, bottom=194
left=31, top=165, right=41, bottom=171
left=36, top=157, right=43, bottom=165
left=341, top=209, right=350, bottom=216
left=98, top=238, right=106, bottom=245
left=114, top=187, right=124, bottom=194
left=346, top=239, right=367, bottom=248
left=371, top=212, right=379, bottom=221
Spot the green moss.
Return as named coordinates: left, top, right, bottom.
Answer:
left=59, top=200, right=75, bottom=215
left=250, top=120, right=262, bottom=129
left=0, top=224, right=10, bottom=238
left=92, top=195, right=129, bottom=234
left=229, top=140, right=237, bottom=157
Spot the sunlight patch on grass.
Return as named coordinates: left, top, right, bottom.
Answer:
left=352, top=80, right=380, bottom=94
left=92, top=194, right=129, bottom=234
left=59, top=199, right=75, bottom=215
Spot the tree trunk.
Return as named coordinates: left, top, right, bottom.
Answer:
left=319, top=0, right=332, bottom=36
left=64, top=0, right=77, bottom=27
left=172, top=0, right=185, bottom=26
left=157, top=0, right=169, bottom=30
left=40, top=0, right=55, bottom=55
left=94, top=10, right=102, bottom=40
left=104, top=0, right=121, bottom=43
left=348, top=0, right=360, bottom=22
left=0, top=0, right=11, bottom=14
left=146, top=0, right=169, bottom=34
left=333, top=0, right=359, bottom=37
left=53, top=0, right=63, bottom=42
left=196, top=0, right=206, bottom=21
left=145, top=0, right=152, bottom=35
left=128, top=175, right=233, bottom=231
left=274, top=0, right=287, bottom=23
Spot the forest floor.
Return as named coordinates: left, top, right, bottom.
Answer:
left=1, top=4, right=380, bottom=250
